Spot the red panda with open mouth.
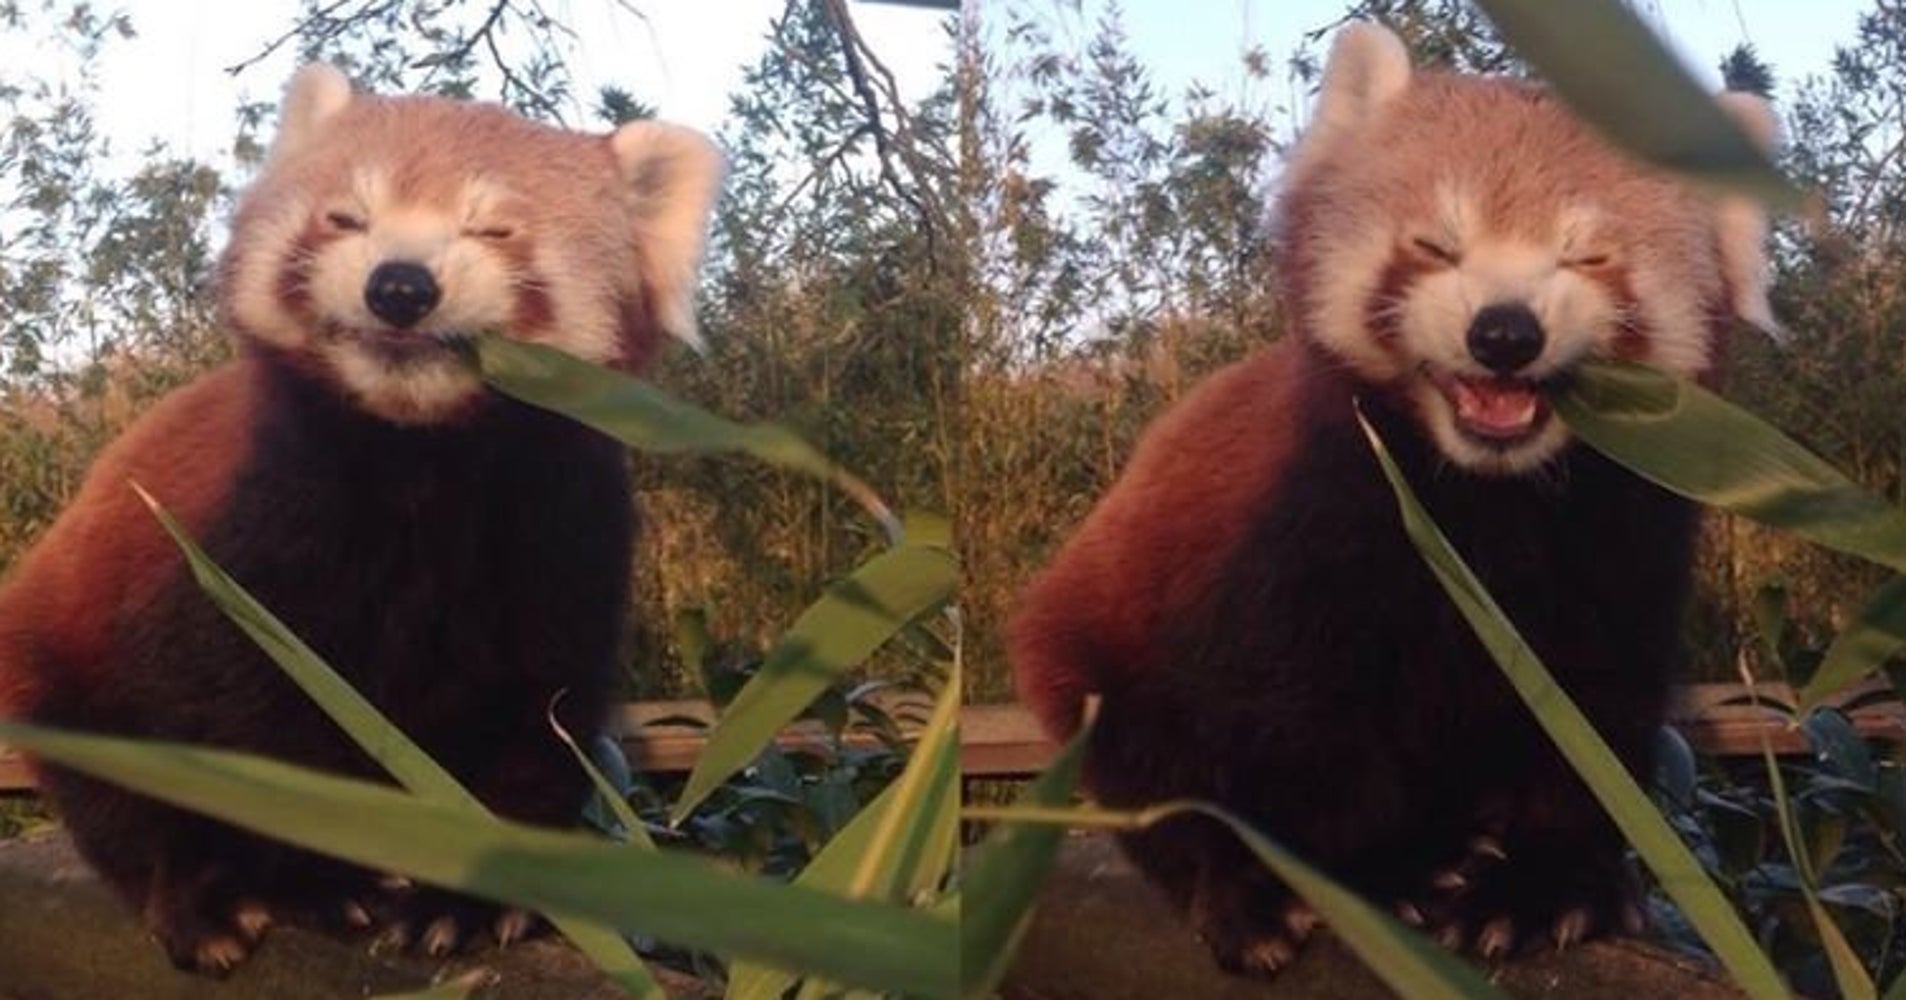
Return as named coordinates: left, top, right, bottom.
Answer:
left=0, top=65, right=721, bottom=973
left=1008, top=23, right=1777, bottom=975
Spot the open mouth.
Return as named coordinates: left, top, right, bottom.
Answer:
left=1430, top=371, right=1553, bottom=445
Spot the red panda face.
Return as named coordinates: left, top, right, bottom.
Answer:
left=220, top=65, right=723, bottom=425
left=1279, top=25, right=1778, bottom=475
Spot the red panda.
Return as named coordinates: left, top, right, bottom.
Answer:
left=0, top=65, right=722, bottom=973
left=1008, top=23, right=1778, bottom=975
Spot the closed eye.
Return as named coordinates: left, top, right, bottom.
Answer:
left=1411, top=236, right=1460, bottom=265
left=325, top=211, right=367, bottom=232
left=464, top=226, right=515, bottom=240
left=1565, top=253, right=1612, bottom=269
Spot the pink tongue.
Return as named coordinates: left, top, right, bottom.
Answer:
left=1452, top=379, right=1538, bottom=434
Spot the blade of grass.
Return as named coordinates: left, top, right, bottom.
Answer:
left=476, top=335, right=898, bottom=543
left=549, top=693, right=656, bottom=851
left=1752, top=699, right=1877, bottom=1000
left=0, top=720, right=957, bottom=998
left=1556, top=361, right=1906, bottom=706
left=1358, top=411, right=1791, bottom=1000
left=142, top=489, right=667, bottom=998
left=672, top=540, right=957, bottom=823
left=1469, top=0, right=1798, bottom=208
left=963, top=801, right=1512, bottom=1000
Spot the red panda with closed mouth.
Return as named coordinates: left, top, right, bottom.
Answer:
left=1008, top=23, right=1778, bottom=976
left=0, top=64, right=722, bottom=974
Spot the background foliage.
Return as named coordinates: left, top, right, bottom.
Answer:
left=11, top=1, right=1898, bottom=701
left=0, top=0, right=965, bottom=700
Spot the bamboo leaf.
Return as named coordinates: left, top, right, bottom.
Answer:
left=1809, top=577, right=1906, bottom=709
left=476, top=335, right=898, bottom=541
left=958, top=704, right=1091, bottom=1000
left=1469, top=0, right=1798, bottom=207
left=133, top=484, right=481, bottom=812
left=140, top=490, right=668, bottom=998
left=1358, top=411, right=1791, bottom=1000
left=725, top=669, right=960, bottom=1000
left=0, top=721, right=957, bottom=999
left=1556, top=361, right=1906, bottom=575
left=549, top=696, right=657, bottom=851
left=1556, top=361, right=1906, bottom=707
left=672, top=539, right=957, bottom=822
left=965, top=800, right=1512, bottom=1000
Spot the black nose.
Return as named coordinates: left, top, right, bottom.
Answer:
left=364, top=261, right=441, bottom=329
left=1465, top=303, right=1545, bottom=374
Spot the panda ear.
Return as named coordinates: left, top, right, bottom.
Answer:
left=1711, top=92, right=1783, bottom=339
left=609, top=121, right=725, bottom=350
left=1291, top=23, right=1413, bottom=173
left=269, top=64, right=354, bottom=164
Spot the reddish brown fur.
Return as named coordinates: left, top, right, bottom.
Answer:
left=0, top=364, right=257, bottom=718
left=1008, top=33, right=1769, bottom=973
left=1011, top=336, right=1317, bottom=738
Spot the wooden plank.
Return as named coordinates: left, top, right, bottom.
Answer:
left=961, top=681, right=1906, bottom=777
left=2, top=682, right=1901, bottom=792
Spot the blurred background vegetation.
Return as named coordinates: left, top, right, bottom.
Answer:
left=1, top=0, right=1902, bottom=705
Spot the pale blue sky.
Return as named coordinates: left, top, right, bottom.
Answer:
left=1122, top=0, right=1859, bottom=108
left=3, top=2, right=1870, bottom=179
left=6, top=1, right=955, bottom=167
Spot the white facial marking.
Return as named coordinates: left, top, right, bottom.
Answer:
left=322, top=342, right=480, bottom=425
left=229, top=198, right=314, bottom=350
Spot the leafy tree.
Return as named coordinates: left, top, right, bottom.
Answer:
left=1720, top=43, right=1776, bottom=97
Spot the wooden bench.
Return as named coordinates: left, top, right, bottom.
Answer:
left=3, top=682, right=1900, bottom=791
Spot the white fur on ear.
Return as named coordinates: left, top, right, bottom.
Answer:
left=1712, top=91, right=1783, bottom=340
left=610, top=121, right=725, bottom=350
left=269, top=64, right=353, bottom=163
left=1291, top=22, right=1412, bottom=172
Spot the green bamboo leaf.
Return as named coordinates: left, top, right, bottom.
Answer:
left=1556, top=361, right=1906, bottom=706
left=548, top=696, right=657, bottom=851
left=0, top=721, right=957, bottom=999
left=1557, top=362, right=1906, bottom=573
left=958, top=704, right=1091, bottom=999
left=1469, top=0, right=1798, bottom=208
left=1812, top=577, right=1906, bottom=710
left=671, top=540, right=958, bottom=823
left=139, top=490, right=669, bottom=999
left=848, top=651, right=961, bottom=901
left=133, top=484, right=481, bottom=812
left=476, top=336, right=898, bottom=541
left=1358, top=412, right=1791, bottom=1000
left=725, top=670, right=960, bottom=1000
